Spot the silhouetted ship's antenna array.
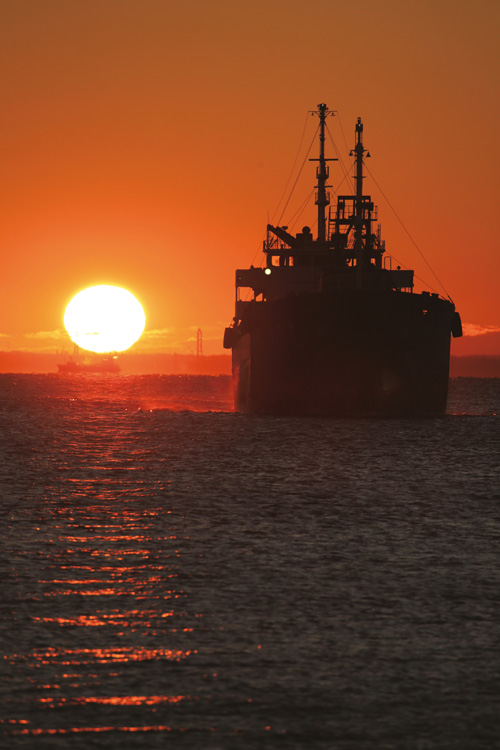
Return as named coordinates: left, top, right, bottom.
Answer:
left=224, top=103, right=462, bottom=416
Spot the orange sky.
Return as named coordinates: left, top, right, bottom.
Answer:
left=1, top=0, right=499, bottom=356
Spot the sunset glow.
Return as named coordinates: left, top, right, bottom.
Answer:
left=64, top=286, right=146, bottom=353
left=0, top=0, right=498, bottom=371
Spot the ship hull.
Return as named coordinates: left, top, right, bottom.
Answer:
left=232, top=290, right=456, bottom=416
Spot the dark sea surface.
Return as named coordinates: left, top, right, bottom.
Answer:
left=1, top=374, right=499, bottom=750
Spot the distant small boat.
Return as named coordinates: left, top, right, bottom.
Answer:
left=57, top=359, right=120, bottom=375
left=57, top=348, right=120, bottom=375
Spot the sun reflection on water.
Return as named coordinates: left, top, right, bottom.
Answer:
left=1, top=394, right=207, bottom=742
left=39, top=695, right=192, bottom=706
left=6, top=647, right=195, bottom=665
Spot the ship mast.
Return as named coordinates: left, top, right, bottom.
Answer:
left=310, top=103, right=335, bottom=244
left=353, top=117, right=367, bottom=271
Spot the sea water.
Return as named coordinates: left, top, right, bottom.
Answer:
left=1, top=374, right=499, bottom=750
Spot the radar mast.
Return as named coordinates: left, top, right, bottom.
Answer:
left=310, top=103, right=335, bottom=244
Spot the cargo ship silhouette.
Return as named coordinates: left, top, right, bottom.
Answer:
left=224, top=103, right=462, bottom=415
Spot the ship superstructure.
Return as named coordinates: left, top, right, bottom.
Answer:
left=224, top=104, right=462, bottom=415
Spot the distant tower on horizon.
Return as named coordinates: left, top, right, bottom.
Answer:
left=197, top=328, right=203, bottom=356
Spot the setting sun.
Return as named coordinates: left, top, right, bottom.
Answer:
left=64, top=285, right=146, bottom=353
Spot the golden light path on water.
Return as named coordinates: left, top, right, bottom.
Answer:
left=64, top=285, right=146, bottom=353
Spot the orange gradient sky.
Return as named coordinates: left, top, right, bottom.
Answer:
left=0, top=0, right=499, bottom=356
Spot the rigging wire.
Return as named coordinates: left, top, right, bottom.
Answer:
left=248, top=236, right=265, bottom=269
left=335, top=111, right=352, bottom=160
left=325, top=122, right=353, bottom=192
left=380, top=252, right=442, bottom=296
left=246, top=123, right=319, bottom=272
left=271, top=112, right=311, bottom=225
left=247, top=116, right=315, bottom=272
left=276, top=125, right=319, bottom=227
left=286, top=190, right=315, bottom=232
left=331, top=167, right=355, bottom=200
left=364, top=161, right=454, bottom=302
